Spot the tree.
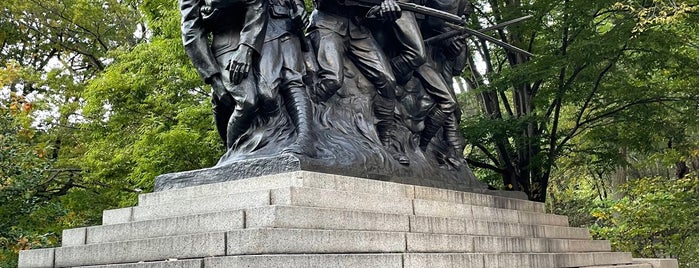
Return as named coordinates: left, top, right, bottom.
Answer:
left=461, top=0, right=699, bottom=201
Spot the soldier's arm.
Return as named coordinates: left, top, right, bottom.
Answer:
left=180, top=0, right=220, bottom=83
left=237, top=0, right=267, bottom=54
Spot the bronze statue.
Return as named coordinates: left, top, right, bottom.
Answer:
left=307, top=0, right=410, bottom=164
left=180, top=0, right=267, bottom=149
left=173, top=0, right=531, bottom=193
left=258, top=0, right=314, bottom=155
left=414, top=0, right=473, bottom=166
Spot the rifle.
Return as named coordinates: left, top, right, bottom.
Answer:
left=347, top=0, right=534, bottom=57
left=424, top=15, right=533, bottom=45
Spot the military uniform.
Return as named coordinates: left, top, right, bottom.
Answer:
left=414, top=0, right=471, bottom=159
left=179, top=0, right=268, bottom=148
left=258, top=0, right=314, bottom=154
left=308, top=0, right=408, bottom=164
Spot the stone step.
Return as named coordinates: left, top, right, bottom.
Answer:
left=49, top=227, right=611, bottom=267
left=412, top=198, right=568, bottom=226
left=101, top=190, right=270, bottom=225
left=250, top=206, right=574, bottom=239
left=582, top=265, right=653, bottom=268
left=633, top=258, right=680, bottom=268
left=64, top=210, right=245, bottom=246
left=67, top=205, right=587, bottom=247
left=108, top=186, right=565, bottom=227
left=80, top=259, right=204, bottom=268
left=410, top=215, right=589, bottom=239
left=70, top=253, right=633, bottom=268
left=54, top=232, right=226, bottom=267
left=406, top=233, right=610, bottom=253
left=138, top=171, right=543, bottom=213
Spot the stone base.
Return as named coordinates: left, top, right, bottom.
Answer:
left=154, top=154, right=490, bottom=194
left=20, top=171, right=678, bottom=268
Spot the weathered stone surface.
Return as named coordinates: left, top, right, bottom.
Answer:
left=226, top=228, right=405, bottom=254
left=413, top=199, right=567, bottom=226
left=87, top=210, right=244, bottom=244
left=246, top=206, right=409, bottom=232
left=592, top=252, right=633, bottom=265
left=409, top=215, right=589, bottom=239
left=140, top=172, right=304, bottom=206
left=55, top=232, right=225, bottom=267
left=556, top=252, right=633, bottom=267
left=271, top=187, right=413, bottom=214
left=403, top=253, right=485, bottom=268
left=536, top=225, right=592, bottom=240
left=205, top=254, right=403, bottom=268
left=633, top=258, right=680, bottom=268
left=154, top=154, right=489, bottom=194
left=81, top=259, right=203, bottom=268
left=547, top=239, right=611, bottom=253
left=146, top=171, right=534, bottom=209
left=18, top=248, right=54, bottom=268
left=33, top=171, right=676, bottom=268
left=483, top=253, right=557, bottom=268
left=473, top=236, right=542, bottom=253
left=153, top=154, right=304, bottom=191
left=556, top=253, right=597, bottom=267
left=413, top=199, right=473, bottom=219
left=299, top=172, right=415, bottom=198
left=62, top=227, right=86, bottom=246
left=132, top=190, right=269, bottom=221
left=102, top=207, right=132, bottom=225
left=519, top=211, right=569, bottom=226
left=406, top=233, right=474, bottom=253
left=414, top=186, right=543, bottom=213
left=583, top=264, right=652, bottom=268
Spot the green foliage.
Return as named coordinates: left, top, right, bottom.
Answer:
left=590, top=176, right=699, bottom=267
left=462, top=0, right=699, bottom=201
left=1, top=0, right=699, bottom=265
left=0, top=98, right=58, bottom=267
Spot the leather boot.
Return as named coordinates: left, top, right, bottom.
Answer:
left=281, top=86, right=315, bottom=156
left=374, top=95, right=409, bottom=165
left=213, top=107, right=232, bottom=149
left=226, top=108, right=255, bottom=150
left=419, top=108, right=448, bottom=151
left=443, top=114, right=466, bottom=167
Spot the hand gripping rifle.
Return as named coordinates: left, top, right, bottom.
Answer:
left=347, top=0, right=534, bottom=57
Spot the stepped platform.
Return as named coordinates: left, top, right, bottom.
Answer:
left=18, top=171, right=678, bottom=268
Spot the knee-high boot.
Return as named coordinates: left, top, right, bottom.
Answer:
left=419, top=108, right=448, bottom=151
left=282, top=86, right=315, bottom=156
left=443, top=114, right=466, bottom=166
left=374, top=95, right=409, bottom=165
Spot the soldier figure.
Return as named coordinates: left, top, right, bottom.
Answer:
left=308, top=0, right=409, bottom=164
left=179, top=0, right=268, bottom=149
left=258, top=0, right=314, bottom=154
left=415, top=0, right=472, bottom=165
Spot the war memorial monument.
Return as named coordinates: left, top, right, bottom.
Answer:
left=18, top=0, right=679, bottom=266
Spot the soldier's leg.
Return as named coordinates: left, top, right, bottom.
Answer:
left=212, top=94, right=234, bottom=148
left=309, top=28, right=346, bottom=102
left=258, top=39, right=284, bottom=116
left=279, top=37, right=314, bottom=155
left=415, top=62, right=457, bottom=151
left=443, top=112, right=466, bottom=166
left=349, top=36, right=409, bottom=165
left=218, top=50, right=260, bottom=149
left=391, top=10, right=425, bottom=85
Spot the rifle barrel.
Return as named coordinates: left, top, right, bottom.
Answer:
left=445, top=22, right=534, bottom=57
left=424, top=15, right=533, bottom=45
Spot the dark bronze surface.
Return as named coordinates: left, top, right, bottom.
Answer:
left=172, top=0, right=528, bottom=192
